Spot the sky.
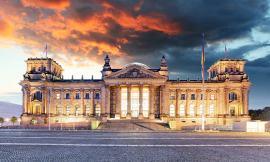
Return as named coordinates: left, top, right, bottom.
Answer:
left=0, top=0, right=270, bottom=109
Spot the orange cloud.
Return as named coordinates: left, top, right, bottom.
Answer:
left=21, top=0, right=70, bottom=10
left=80, top=40, right=123, bottom=56
left=0, top=18, right=13, bottom=38
left=103, top=7, right=181, bottom=35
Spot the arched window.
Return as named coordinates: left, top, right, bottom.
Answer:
left=229, top=92, right=237, bottom=101
left=32, top=91, right=42, bottom=101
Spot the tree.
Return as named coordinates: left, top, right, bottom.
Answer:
left=0, top=117, right=4, bottom=127
left=10, top=116, right=17, bottom=126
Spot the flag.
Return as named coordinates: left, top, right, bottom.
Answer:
left=43, top=43, right=48, bottom=58
left=201, top=33, right=205, bottom=82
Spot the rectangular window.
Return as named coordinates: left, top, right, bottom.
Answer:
left=75, top=93, right=80, bottom=99
left=85, top=93, right=90, bottom=99
left=180, top=94, right=186, bottom=100
left=200, top=94, right=204, bottom=100
left=65, top=93, right=70, bottom=99
left=179, top=104, right=185, bottom=116
left=191, top=94, right=196, bottom=100
left=56, top=93, right=60, bottom=99
left=209, top=104, right=215, bottom=116
left=95, top=93, right=100, bottom=99
left=210, top=94, right=215, bottom=100
left=189, top=104, right=195, bottom=117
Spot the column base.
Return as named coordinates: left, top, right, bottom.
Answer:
left=114, top=114, right=120, bottom=119
left=126, top=113, right=131, bottom=119
left=138, top=113, right=144, bottom=119
left=149, top=114, right=155, bottom=120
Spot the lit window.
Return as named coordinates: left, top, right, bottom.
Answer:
left=191, top=94, right=196, bottom=100
left=56, top=93, right=60, bottom=99
left=95, top=104, right=101, bottom=116
left=189, top=104, right=195, bottom=117
left=86, top=105, right=91, bottom=115
left=179, top=104, right=185, bottom=116
left=56, top=106, right=62, bottom=115
left=66, top=106, right=70, bottom=115
left=209, top=104, right=214, bottom=116
left=210, top=94, right=215, bottom=100
left=198, top=104, right=203, bottom=115
left=180, top=94, right=186, bottom=100
left=169, top=104, right=175, bottom=117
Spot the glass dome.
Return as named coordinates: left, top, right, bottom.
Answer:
left=124, top=62, right=150, bottom=69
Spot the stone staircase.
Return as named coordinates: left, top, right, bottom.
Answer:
left=97, top=119, right=170, bottom=132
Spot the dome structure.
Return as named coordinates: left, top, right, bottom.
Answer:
left=124, top=62, right=150, bottom=69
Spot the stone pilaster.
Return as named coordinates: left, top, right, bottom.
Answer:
left=91, top=89, right=95, bottom=116
left=149, top=85, right=155, bottom=119
left=242, top=88, right=249, bottom=115
left=105, top=85, right=111, bottom=118
left=185, top=89, right=189, bottom=117
left=138, top=85, right=143, bottom=119
left=115, top=86, right=121, bottom=119
left=81, top=89, right=84, bottom=115
left=175, top=89, right=179, bottom=118
left=126, top=85, right=131, bottom=119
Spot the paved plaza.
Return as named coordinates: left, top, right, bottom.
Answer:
left=0, top=130, right=269, bottom=162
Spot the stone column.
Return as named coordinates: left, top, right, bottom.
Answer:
left=185, top=89, right=189, bottom=117
left=91, top=89, right=95, bottom=116
left=161, top=85, right=169, bottom=121
left=242, top=88, right=249, bottom=115
left=22, top=88, right=26, bottom=114
left=126, top=85, right=131, bottom=119
left=218, top=88, right=225, bottom=115
left=149, top=85, right=155, bottom=119
left=139, top=85, right=143, bottom=119
left=115, top=86, right=121, bottom=119
left=105, top=85, right=111, bottom=118
left=101, top=87, right=106, bottom=119
left=81, top=89, right=84, bottom=115
left=175, top=89, right=179, bottom=118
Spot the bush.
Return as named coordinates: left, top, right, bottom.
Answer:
left=0, top=117, right=4, bottom=126
left=10, top=116, right=17, bottom=125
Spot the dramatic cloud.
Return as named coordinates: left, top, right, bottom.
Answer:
left=21, top=0, right=70, bottom=10
left=0, top=18, right=13, bottom=38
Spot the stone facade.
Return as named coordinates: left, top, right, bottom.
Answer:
left=20, top=56, right=250, bottom=126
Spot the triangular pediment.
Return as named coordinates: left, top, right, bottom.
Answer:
left=105, top=64, right=166, bottom=79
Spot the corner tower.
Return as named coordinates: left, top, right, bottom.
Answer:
left=23, top=58, right=63, bottom=81
left=207, top=59, right=248, bottom=81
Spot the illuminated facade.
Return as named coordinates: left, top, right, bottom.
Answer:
left=20, top=55, right=250, bottom=126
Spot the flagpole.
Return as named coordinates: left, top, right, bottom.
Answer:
left=201, top=33, right=206, bottom=131
left=48, top=88, right=51, bottom=131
